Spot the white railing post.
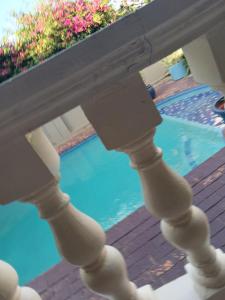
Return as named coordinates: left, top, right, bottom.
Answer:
left=0, top=260, right=41, bottom=300
left=82, top=73, right=225, bottom=299
left=23, top=128, right=156, bottom=300
left=119, top=129, right=225, bottom=292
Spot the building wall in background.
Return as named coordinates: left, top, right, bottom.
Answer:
left=42, top=106, right=90, bottom=146
left=140, top=61, right=167, bottom=86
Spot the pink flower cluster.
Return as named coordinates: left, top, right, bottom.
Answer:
left=53, top=0, right=112, bottom=34
left=0, top=0, right=115, bottom=83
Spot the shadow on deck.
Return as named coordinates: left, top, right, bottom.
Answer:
left=29, top=145, right=225, bottom=300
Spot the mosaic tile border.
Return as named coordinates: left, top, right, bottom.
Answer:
left=158, top=87, right=224, bottom=128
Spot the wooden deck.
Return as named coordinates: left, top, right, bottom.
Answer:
left=29, top=145, right=225, bottom=300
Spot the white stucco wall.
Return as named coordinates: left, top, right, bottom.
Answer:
left=42, top=106, right=90, bottom=146
left=140, top=61, right=167, bottom=86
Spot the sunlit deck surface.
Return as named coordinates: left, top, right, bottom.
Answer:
left=29, top=139, right=225, bottom=299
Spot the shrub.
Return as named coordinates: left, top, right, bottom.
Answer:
left=0, top=0, right=117, bottom=83
left=0, top=0, right=154, bottom=83
left=162, top=49, right=185, bottom=68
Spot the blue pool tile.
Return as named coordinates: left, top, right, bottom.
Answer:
left=157, top=87, right=224, bottom=128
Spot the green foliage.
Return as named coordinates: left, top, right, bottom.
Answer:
left=116, top=0, right=153, bottom=18
left=162, top=49, right=185, bottom=67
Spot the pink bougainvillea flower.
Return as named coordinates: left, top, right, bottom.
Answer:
left=57, top=8, right=64, bottom=18
left=101, top=4, right=109, bottom=12
left=73, top=15, right=87, bottom=33
left=85, top=13, right=93, bottom=25
left=75, top=0, right=85, bottom=12
left=19, top=51, right=25, bottom=60
left=73, top=23, right=83, bottom=33
left=64, top=18, right=72, bottom=26
left=92, top=0, right=101, bottom=11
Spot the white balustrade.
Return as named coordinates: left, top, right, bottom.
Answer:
left=0, top=2, right=224, bottom=299
left=23, top=128, right=156, bottom=300
left=119, top=129, right=225, bottom=291
left=0, top=260, right=41, bottom=300
left=82, top=73, right=225, bottom=299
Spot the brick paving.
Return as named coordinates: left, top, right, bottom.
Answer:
left=29, top=145, right=225, bottom=300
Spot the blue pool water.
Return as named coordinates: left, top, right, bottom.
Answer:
left=0, top=115, right=224, bottom=284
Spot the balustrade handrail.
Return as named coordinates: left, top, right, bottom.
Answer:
left=0, top=0, right=224, bottom=144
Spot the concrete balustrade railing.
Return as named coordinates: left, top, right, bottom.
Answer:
left=82, top=73, right=225, bottom=300
left=0, top=1, right=225, bottom=299
left=1, top=71, right=225, bottom=299
left=0, top=260, right=41, bottom=300
left=23, top=129, right=156, bottom=300
left=0, top=124, right=155, bottom=299
left=121, top=131, right=225, bottom=293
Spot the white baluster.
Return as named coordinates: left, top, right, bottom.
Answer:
left=80, top=72, right=225, bottom=298
left=23, top=129, right=156, bottom=300
left=0, top=260, right=41, bottom=300
left=119, top=128, right=225, bottom=291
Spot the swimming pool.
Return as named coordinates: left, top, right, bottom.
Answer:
left=0, top=115, right=224, bottom=284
